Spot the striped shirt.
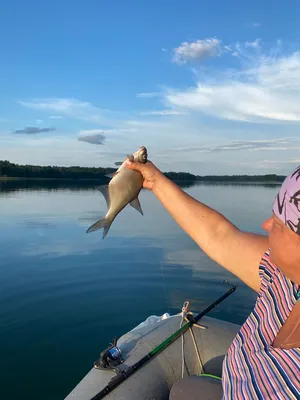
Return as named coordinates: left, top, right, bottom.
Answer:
left=222, top=249, right=300, bottom=399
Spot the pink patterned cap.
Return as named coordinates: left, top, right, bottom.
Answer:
left=272, top=166, right=300, bottom=235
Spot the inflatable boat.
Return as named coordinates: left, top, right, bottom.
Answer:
left=65, top=285, right=240, bottom=400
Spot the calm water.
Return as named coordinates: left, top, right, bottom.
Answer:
left=0, top=180, right=280, bottom=399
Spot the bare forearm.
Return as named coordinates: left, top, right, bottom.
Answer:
left=153, top=173, right=237, bottom=252
left=125, top=159, right=267, bottom=290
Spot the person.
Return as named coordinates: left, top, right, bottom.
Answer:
left=125, top=158, right=300, bottom=399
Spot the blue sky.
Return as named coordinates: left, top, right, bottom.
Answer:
left=1, top=0, right=300, bottom=175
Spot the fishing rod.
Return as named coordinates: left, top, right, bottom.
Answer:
left=90, top=283, right=237, bottom=400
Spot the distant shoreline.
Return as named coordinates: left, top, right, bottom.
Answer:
left=0, top=160, right=286, bottom=184
left=0, top=177, right=107, bottom=181
left=0, top=176, right=283, bottom=185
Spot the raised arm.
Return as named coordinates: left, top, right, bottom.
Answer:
left=126, top=160, right=269, bottom=292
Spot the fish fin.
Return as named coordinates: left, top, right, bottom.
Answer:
left=86, top=217, right=112, bottom=239
left=127, top=154, right=134, bottom=162
left=97, top=185, right=110, bottom=209
left=105, top=172, right=118, bottom=179
left=130, top=197, right=143, bottom=215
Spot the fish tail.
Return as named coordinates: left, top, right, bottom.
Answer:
left=86, top=217, right=112, bottom=239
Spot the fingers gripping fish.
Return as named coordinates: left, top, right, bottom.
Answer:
left=86, top=146, right=148, bottom=239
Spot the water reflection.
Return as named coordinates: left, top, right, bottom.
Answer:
left=0, top=178, right=281, bottom=194
left=0, top=178, right=277, bottom=399
left=0, top=179, right=103, bottom=193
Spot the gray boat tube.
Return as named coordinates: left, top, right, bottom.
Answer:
left=90, top=284, right=237, bottom=400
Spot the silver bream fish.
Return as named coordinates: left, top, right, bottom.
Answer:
left=86, top=146, right=148, bottom=238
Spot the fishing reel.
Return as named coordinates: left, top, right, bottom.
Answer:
left=94, top=336, right=124, bottom=371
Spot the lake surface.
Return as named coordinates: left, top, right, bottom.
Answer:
left=0, top=180, right=280, bottom=399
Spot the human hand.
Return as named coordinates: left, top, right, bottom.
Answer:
left=125, top=159, right=162, bottom=191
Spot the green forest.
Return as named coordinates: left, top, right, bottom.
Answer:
left=0, top=160, right=286, bottom=182
left=0, top=160, right=116, bottom=181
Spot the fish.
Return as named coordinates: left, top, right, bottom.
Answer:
left=86, top=146, right=148, bottom=239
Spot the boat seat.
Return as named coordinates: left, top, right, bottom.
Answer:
left=169, top=374, right=223, bottom=400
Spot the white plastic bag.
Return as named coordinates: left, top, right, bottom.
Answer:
left=130, top=313, right=170, bottom=332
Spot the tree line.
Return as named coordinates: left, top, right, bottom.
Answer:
left=0, top=160, right=116, bottom=180
left=161, top=172, right=285, bottom=182
left=0, top=160, right=286, bottom=182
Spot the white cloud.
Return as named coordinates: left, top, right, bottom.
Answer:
left=172, top=38, right=222, bottom=64
left=8, top=40, right=300, bottom=175
left=252, top=22, right=261, bottom=28
left=79, top=128, right=137, bottom=136
left=245, top=38, right=261, bottom=49
left=165, top=48, right=300, bottom=122
left=79, top=129, right=106, bottom=136
left=2, top=126, right=300, bottom=175
left=140, top=110, right=186, bottom=116
left=227, top=158, right=300, bottom=171
left=170, top=138, right=300, bottom=153
left=261, top=159, right=300, bottom=164
left=36, top=119, right=43, bottom=124
left=19, top=98, right=83, bottom=112
left=19, top=98, right=109, bottom=123
left=136, top=92, right=161, bottom=98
